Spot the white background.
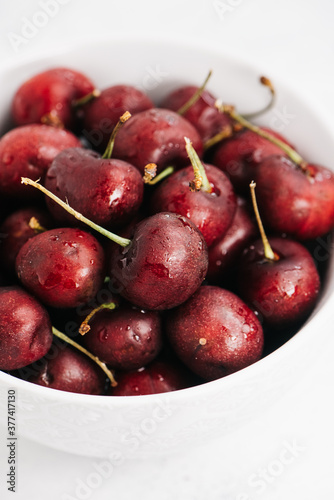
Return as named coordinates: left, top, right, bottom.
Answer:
left=1, top=0, right=334, bottom=498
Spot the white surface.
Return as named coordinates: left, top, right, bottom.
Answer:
left=1, top=0, right=334, bottom=498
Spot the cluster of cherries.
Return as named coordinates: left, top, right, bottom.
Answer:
left=0, top=66, right=333, bottom=396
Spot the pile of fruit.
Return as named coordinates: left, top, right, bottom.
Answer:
left=0, top=67, right=333, bottom=396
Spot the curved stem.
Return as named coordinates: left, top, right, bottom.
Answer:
left=243, top=76, right=276, bottom=119
left=52, top=326, right=117, bottom=387
left=21, top=178, right=131, bottom=248
left=72, top=89, right=101, bottom=108
left=102, top=111, right=132, bottom=159
left=144, top=165, right=175, bottom=185
left=177, top=70, right=212, bottom=115
left=185, top=137, right=212, bottom=193
left=29, top=217, right=47, bottom=233
left=79, top=302, right=117, bottom=335
left=203, top=124, right=234, bottom=150
left=219, top=103, right=308, bottom=171
left=249, top=181, right=278, bottom=262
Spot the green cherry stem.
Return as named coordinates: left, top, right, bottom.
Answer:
left=249, top=181, right=278, bottom=262
left=243, top=76, right=276, bottom=119
left=72, top=89, right=101, bottom=108
left=79, top=302, right=117, bottom=335
left=52, top=326, right=117, bottom=386
left=143, top=164, right=175, bottom=185
left=21, top=178, right=131, bottom=247
left=102, top=111, right=132, bottom=159
left=218, top=103, right=308, bottom=172
left=184, top=137, right=212, bottom=193
left=177, top=70, right=213, bottom=115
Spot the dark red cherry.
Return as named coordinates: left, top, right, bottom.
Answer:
left=0, top=206, right=53, bottom=274
left=109, top=212, right=208, bottom=310
left=207, top=197, right=257, bottom=282
left=255, top=156, right=334, bottom=240
left=109, top=358, right=193, bottom=396
left=27, top=344, right=106, bottom=394
left=0, top=286, right=53, bottom=370
left=45, top=147, right=144, bottom=229
left=149, top=163, right=236, bottom=247
left=165, top=285, right=264, bottom=380
left=15, top=227, right=105, bottom=308
left=160, top=85, right=231, bottom=142
left=112, top=108, right=203, bottom=174
left=212, top=128, right=293, bottom=193
left=83, top=304, right=162, bottom=371
left=236, top=237, right=320, bottom=326
left=0, top=124, right=81, bottom=200
left=12, top=67, right=95, bottom=129
left=81, top=84, right=153, bottom=152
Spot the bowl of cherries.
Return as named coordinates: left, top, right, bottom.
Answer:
left=0, top=37, right=334, bottom=459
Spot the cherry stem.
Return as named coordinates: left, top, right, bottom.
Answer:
left=203, top=124, right=234, bottom=150
left=249, top=181, right=278, bottom=262
left=41, top=111, right=64, bottom=129
left=52, top=326, right=117, bottom=387
left=102, top=111, right=132, bottom=159
left=218, top=103, right=308, bottom=172
left=21, top=178, right=131, bottom=247
left=79, top=302, right=117, bottom=335
left=243, top=76, right=276, bottom=119
left=177, top=70, right=213, bottom=115
left=184, top=137, right=212, bottom=193
left=28, top=216, right=46, bottom=233
left=72, top=89, right=101, bottom=108
left=143, top=164, right=175, bottom=185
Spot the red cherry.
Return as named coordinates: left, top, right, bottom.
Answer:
left=212, top=127, right=293, bottom=193
left=81, top=84, right=153, bottom=151
left=45, top=147, right=144, bottom=229
left=0, top=286, right=53, bottom=370
left=15, top=228, right=106, bottom=309
left=109, top=212, right=208, bottom=310
left=237, top=237, right=320, bottom=326
left=160, top=85, right=231, bottom=142
left=12, top=67, right=95, bottom=129
left=109, top=359, right=193, bottom=396
left=82, top=304, right=163, bottom=371
left=112, top=108, right=203, bottom=174
left=149, top=163, right=236, bottom=247
left=255, top=156, right=334, bottom=240
left=27, top=344, right=106, bottom=395
left=0, top=124, right=81, bottom=200
left=207, top=197, right=257, bottom=282
left=165, top=285, right=264, bottom=380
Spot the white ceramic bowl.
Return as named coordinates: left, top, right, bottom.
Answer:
left=0, top=36, right=334, bottom=459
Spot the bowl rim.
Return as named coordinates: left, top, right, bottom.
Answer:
left=1, top=34, right=334, bottom=406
